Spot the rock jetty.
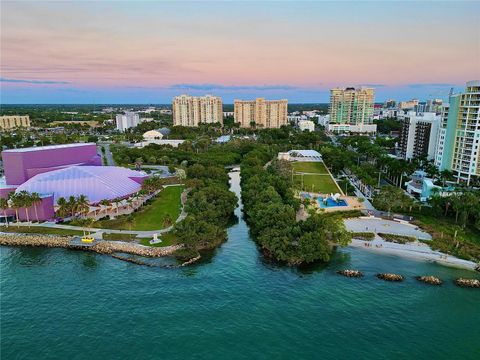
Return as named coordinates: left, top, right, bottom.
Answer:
left=337, top=269, right=364, bottom=278
left=0, top=234, right=181, bottom=258
left=0, top=234, right=70, bottom=248
left=376, top=273, right=404, bottom=282
left=92, top=241, right=181, bottom=257
left=455, top=278, right=480, bottom=288
left=415, top=276, right=442, bottom=285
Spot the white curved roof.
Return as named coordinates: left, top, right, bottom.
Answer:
left=16, top=166, right=147, bottom=204
left=288, top=150, right=322, bottom=158
left=143, top=130, right=163, bottom=140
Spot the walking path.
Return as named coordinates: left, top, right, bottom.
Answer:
left=341, top=171, right=375, bottom=210
left=8, top=186, right=189, bottom=238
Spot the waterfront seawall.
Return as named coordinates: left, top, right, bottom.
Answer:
left=0, top=234, right=181, bottom=257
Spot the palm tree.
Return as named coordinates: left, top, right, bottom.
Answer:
left=18, top=191, right=33, bottom=224
left=126, top=197, right=133, bottom=210
left=57, top=197, right=68, bottom=217
left=76, top=195, right=90, bottom=218
left=8, top=193, right=22, bottom=223
left=0, top=197, right=9, bottom=226
left=67, top=196, right=77, bottom=217
left=450, top=194, right=463, bottom=224
left=99, top=199, right=112, bottom=216
left=30, top=192, right=41, bottom=222
left=113, top=198, right=121, bottom=214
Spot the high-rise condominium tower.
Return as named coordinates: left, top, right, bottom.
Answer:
left=434, top=80, right=480, bottom=185
left=328, top=87, right=376, bottom=134
left=398, top=112, right=440, bottom=161
left=172, top=95, right=223, bottom=127
left=116, top=112, right=140, bottom=132
left=234, top=98, right=288, bottom=128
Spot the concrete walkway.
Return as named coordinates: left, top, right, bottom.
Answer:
left=341, top=171, right=375, bottom=211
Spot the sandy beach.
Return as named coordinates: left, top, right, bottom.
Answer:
left=350, top=238, right=478, bottom=271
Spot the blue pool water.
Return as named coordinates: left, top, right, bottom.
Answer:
left=318, top=196, right=348, bottom=208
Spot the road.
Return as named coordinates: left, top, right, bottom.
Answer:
left=98, top=142, right=115, bottom=166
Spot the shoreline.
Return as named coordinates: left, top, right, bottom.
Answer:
left=350, top=238, right=478, bottom=271
left=0, top=233, right=181, bottom=258
left=2, top=233, right=477, bottom=272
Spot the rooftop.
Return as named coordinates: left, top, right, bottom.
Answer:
left=2, top=143, right=95, bottom=153
left=288, top=150, right=322, bottom=158
left=15, top=166, right=147, bottom=204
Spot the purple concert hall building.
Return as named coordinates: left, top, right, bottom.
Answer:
left=1, top=143, right=146, bottom=222
left=2, top=143, right=102, bottom=186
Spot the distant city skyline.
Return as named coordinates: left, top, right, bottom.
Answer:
left=1, top=1, right=479, bottom=104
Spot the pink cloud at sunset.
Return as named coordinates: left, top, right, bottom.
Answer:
left=1, top=1, right=479, bottom=103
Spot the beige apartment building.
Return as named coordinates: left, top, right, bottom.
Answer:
left=172, top=95, right=223, bottom=127
left=0, top=115, right=31, bottom=131
left=234, top=98, right=288, bottom=128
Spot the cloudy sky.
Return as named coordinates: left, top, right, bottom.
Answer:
left=1, top=1, right=479, bottom=104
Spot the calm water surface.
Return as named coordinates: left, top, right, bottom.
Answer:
left=1, top=172, right=479, bottom=359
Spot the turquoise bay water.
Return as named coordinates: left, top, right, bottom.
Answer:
left=1, top=172, right=480, bottom=359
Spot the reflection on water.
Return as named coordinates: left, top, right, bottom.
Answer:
left=12, top=247, right=50, bottom=267
left=81, top=253, right=98, bottom=269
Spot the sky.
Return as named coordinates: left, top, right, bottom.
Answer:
left=1, top=1, right=479, bottom=104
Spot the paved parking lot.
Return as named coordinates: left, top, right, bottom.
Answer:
left=344, top=217, right=431, bottom=240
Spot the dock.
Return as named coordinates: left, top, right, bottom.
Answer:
left=69, top=236, right=99, bottom=247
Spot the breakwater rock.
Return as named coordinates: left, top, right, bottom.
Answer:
left=416, top=276, right=442, bottom=285
left=337, top=269, right=364, bottom=278
left=92, top=241, right=181, bottom=257
left=0, top=233, right=181, bottom=258
left=0, top=234, right=70, bottom=248
left=111, top=252, right=200, bottom=268
left=376, top=273, right=404, bottom=282
left=455, top=278, right=480, bottom=288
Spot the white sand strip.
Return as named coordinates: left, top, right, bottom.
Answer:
left=350, top=238, right=478, bottom=271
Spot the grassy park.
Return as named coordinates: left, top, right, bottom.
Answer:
left=0, top=226, right=84, bottom=236
left=139, top=232, right=178, bottom=247
left=292, top=162, right=341, bottom=194
left=93, top=185, right=184, bottom=231
left=291, top=162, right=329, bottom=174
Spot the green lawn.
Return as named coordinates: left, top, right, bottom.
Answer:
left=293, top=174, right=340, bottom=194
left=139, top=232, right=178, bottom=247
left=413, top=213, right=480, bottom=245
left=102, top=233, right=138, bottom=241
left=292, top=161, right=341, bottom=194
left=0, top=226, right=84, bottom=236
left=93, top=185, right=184, bottom=231
left=292, top=161, right=329, bottom=174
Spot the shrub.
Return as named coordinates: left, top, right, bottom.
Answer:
left=378, top=233, right=416, bottom=244
left=351, top=232, right=375, bottom=241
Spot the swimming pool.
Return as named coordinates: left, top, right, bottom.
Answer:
left=317, top=197, right=348, bottom=208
